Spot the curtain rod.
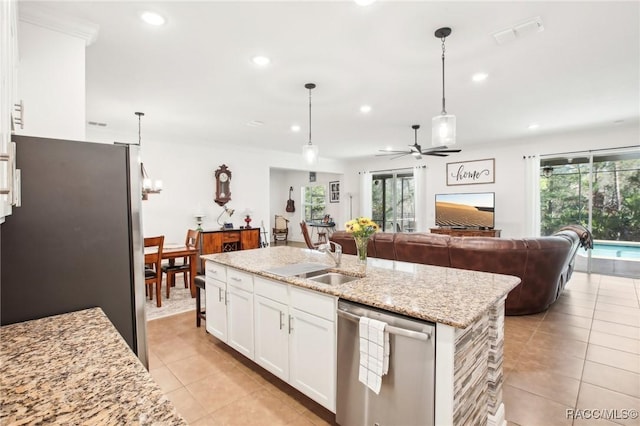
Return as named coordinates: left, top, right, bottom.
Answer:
left=359, top=165, right=426, bottom=174
left=539, top=145, right=639, bottom=159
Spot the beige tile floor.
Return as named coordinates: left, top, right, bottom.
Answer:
left=147, top=272, right=640, bottom=426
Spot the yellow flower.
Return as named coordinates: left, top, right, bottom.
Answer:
left=345, top=217, right=379, bottom=238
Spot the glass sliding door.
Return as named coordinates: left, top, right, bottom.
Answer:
left=371, top=171, right=415, bottom=232
left=540, top=149, right=640, bottom=276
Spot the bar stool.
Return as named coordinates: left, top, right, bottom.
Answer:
left=195, top=275, right=206, bottom=327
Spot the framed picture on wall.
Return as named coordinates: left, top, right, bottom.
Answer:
left=329, top=181, right=340, bottom=203
left=446, top=158, right=495, bottom=186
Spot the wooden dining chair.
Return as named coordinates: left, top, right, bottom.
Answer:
left=144, top=235, right=164, bottom=308
left=162, top=229, right=200, bottom=298
left=300, top=221, right=322, bottom=250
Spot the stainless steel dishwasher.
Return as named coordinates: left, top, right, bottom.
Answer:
left=336, top=299, right=436, bottom=426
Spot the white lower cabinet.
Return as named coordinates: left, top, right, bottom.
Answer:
left=254, top=294, right=289, bottom=381
left=288, top=286, right=336, bottom=412
left=205, top=262, right=336, bottom=412
left=289, top=307, right=336, bottom=412
left=205, top=270, right=227, bottom=341
left=227, top=269, right=254, bottom=359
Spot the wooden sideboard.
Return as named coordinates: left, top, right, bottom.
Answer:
left=430, top=227, right=502, bottom=237
left=198, top=228, right=261, bottom=272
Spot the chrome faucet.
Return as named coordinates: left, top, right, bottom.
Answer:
left=319, top=241, right=342, bottom=267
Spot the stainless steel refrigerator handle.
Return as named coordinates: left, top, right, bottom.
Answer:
left=337, top=309, right=431, bottom=342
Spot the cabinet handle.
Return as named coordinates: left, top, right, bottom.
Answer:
left=218, top=287, right=223, bottom=302
left=279, top=311, right=284, bottom=330
left=225, top=291, right=229, bottom=306
left=288, top=315, right=293, bottom=334
left=230, top=277, right=241, bottom=282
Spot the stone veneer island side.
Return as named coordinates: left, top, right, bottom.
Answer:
left=201, top=246, right=520, bottom=426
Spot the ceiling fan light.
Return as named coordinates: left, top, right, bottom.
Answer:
left=432, top=114, right=456, bottom=147
left=302, top=144, right=319, bottom=165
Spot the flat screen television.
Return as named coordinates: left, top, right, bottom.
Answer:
left=435, top=192, right=495, bottom=229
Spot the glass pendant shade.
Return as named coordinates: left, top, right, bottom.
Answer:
left=302, top=144, right=319, bottom=165
left=431, top=113, right=456, bottom=147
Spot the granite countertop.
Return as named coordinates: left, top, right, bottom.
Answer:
left=0, top=308, right=186, bottom=425
left=202, top=246, right=520, bottom=329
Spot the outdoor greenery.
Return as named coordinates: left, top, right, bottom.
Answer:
left=540, top=158, right=640, bottom=241
left=303, top=185, right=326, bottom=221
left=371, top=173, right=415, bottom=232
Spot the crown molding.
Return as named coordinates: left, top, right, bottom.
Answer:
left=18, top=3, right=99, bottom=46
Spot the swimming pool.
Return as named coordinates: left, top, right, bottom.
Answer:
left=585, top=241, right=640, bottom=260
left=575, top=240, right=640, bottom=278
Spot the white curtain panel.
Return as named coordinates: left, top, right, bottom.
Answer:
left=359, top=171, right=372, bottom=219
left=413, top=166, right=427, bottom=232
left=523, top=155, right=541, bottom=237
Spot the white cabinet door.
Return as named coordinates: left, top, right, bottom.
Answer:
left=254, top=295, right=289, bottom=381
left=289, top=307, right=336, bottom=412
left=205, top=277, right=227, bottom=342
left=227, top=284, right=254, bottom=359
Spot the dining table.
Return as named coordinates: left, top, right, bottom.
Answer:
left=144, top=243, right=199, bottom=299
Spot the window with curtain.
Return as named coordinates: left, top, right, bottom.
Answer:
left=371, top=171, right=415, bottom=232
left=302, top=184, right=326, bottom=222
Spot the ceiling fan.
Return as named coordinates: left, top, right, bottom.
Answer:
left=377, top=124, right=461, bottom=160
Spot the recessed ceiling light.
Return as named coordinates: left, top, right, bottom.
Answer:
left=360, top=105, right=372, bottom=114
left=246, top=120, right=264, bottom=127
left=385, top=146, right=393, bottom=151
left=472, top=72, right=488, bottom=82
left=354, top=0, right=376, bottom=5
left=291, top=124, right=301, bottom=132
left=140, top=11, right=165, bottom=26
left=528, top=123, right=540, bottom=130
left=251, top=55, right=271, bottom=66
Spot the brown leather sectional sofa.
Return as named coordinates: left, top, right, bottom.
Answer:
left=330, top=226, right=591, bottom=315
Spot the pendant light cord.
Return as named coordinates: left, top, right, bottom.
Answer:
left=308, top=87, right=312, bottom=146
left=441, top=36, right=447, bottom=115
left=135, top=111, right=145, bottom=146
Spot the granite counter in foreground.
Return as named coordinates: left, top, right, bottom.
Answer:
left=0, top=308, right=186, bottom=425
left=202, top=246, right=521, bottom=328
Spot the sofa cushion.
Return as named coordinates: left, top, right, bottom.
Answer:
left=394, top=233, right=451, bottom=267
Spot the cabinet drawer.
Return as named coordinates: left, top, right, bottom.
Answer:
left=227, top=268, right=253, bottom=293
left=290, top=286, right=336, bottom=322
left=205, top=261, right=226, bottom=282
left=222, top=231, right=241, bottom=243
left=254, top=277, right=288, bottom=304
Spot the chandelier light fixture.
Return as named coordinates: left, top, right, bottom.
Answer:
left=302, top=82, right=319, bottom=166
left=136, top=112, right=163, bottom=200
left=432, top=27, right=456, bottom=147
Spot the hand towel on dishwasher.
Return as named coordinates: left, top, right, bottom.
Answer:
left=358, top=316, right=390, bottom=394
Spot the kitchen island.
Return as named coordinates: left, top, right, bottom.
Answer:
left=202, top=246, right=520, bottom=426
left=0, top=308, right=186, bottom=425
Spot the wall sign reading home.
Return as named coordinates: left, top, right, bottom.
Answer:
left=446, top=158, right=495, bottom=186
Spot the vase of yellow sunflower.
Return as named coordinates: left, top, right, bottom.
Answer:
left=345, top=217, right=379, bottom=270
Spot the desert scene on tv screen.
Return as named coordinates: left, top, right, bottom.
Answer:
left=436, top=202, right=494, bottom=228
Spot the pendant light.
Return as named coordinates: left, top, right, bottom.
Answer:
left=302, top=83, right=319, bottom=166
left=432, top=27, right=456, bottom=147
left=136, top=112, right=162, bottom=200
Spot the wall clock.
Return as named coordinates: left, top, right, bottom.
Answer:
left=214, top=164, right=232, bottom=206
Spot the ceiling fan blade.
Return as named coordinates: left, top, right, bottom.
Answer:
left=376, top=152, right=410, bottom=159
left=424, top=152, right=449, bottom=157
left=378, top=149, right=413, bottom=154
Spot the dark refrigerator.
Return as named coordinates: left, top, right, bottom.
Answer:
left=0, top=135, right=148, bottom=366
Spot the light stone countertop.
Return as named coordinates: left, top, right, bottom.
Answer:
left=0, top=308, right=187, bottom=425
left=202, top=246, right=520, bottom=329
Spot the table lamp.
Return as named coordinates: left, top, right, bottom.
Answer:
left=216, top=205, right=234, bottom=229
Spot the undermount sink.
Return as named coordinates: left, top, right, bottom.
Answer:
left=306, top=272, right=359, bottom=285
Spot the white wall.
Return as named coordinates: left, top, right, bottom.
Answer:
left=343, top=123, right=639, bottom=237
left=270, top=168, right=343, bottom=243
left=15, top=21, right=86, bottom=141
left=86, top=124, right=347, bottom=245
